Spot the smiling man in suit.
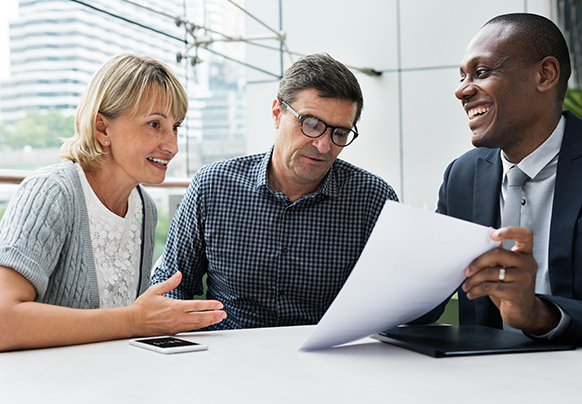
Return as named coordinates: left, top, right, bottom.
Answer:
left=435, top=13, right=582, bottom=345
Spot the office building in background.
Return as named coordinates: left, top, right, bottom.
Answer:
left=0, top=0, right=247, bottom=177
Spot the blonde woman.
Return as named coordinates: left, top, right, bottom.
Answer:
left=0, top=54, right=226, bottom=351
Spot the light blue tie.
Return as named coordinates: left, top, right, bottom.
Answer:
left=501, top=165, right=529, bottom=250
left=501, top=165, right=528, bottom=333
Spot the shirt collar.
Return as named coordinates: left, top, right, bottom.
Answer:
left=256, top=145, right=338, bottom=198
left=501, top=115, right=565, bottom=181
left=256, top=146, right=272, bottom=189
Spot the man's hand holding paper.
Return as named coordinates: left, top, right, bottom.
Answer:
left=463, top=226, right=561, bottom=335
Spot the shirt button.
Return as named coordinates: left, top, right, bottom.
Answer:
left=521, top=198, right=526, bottom=206
left=282, top=247, right=288, bottom=254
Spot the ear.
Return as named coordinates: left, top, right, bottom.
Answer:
left=95, top=113, right=111, bottom=147
left=272, top=99, right=283, bottom=129
left=536, top=56, right=560, bottom=93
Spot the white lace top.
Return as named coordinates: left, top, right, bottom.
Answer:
left=76, top=163, right=143, bottom=308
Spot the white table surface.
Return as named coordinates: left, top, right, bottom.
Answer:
left=1, top=325, right=579, bottom=404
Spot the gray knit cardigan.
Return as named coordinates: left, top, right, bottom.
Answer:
left=0, top=161, right=157, bottom=308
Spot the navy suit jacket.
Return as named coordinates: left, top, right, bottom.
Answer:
left=435, top=110, right=582, bottom=345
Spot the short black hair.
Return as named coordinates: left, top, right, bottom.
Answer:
left=485, top=13, right=571, bottom=103
left=277, top=53, right=364, bottom=125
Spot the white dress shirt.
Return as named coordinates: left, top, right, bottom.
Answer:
left=499, top=116, right=569, bottom=338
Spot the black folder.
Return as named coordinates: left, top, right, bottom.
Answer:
left=373, top=324, right=576, bottom=358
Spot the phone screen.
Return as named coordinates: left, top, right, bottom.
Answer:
left=129, top=336, right=208, bottom=354
left=135, top=337, right=200, bottom=348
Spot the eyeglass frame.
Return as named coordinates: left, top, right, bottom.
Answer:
left=279, top=100, right=359, bottom=147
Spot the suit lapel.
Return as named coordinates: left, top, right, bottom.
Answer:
left=473, top=149, right=503, bottom=327
left=549, top=111, right=582, bottom=297
left=473, top=149, right=503, bottom=227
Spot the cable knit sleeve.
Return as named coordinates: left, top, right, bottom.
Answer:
left=0, top=169, right=72, bottom=300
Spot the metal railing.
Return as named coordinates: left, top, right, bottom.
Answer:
left=0, top=169, right=190, bottom=188
left=0, top=170, right=29, bottom=185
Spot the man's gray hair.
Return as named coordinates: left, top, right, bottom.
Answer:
left=277, top=53, right=364, bottom=125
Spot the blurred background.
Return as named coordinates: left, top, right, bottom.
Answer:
left=1, top=0, right=581, bottom=263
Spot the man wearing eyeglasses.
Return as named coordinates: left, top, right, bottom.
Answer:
left=152, top=53, right=398, bottom=330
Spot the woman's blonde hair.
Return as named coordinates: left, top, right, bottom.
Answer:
left=59, top=53, right=188, bottom=168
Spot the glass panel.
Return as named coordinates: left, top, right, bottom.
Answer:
left=0, top=0, right=248, bottom=265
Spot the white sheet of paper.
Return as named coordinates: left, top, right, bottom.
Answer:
left=300, top=201, right=500, bottom=351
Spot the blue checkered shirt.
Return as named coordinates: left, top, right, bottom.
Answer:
left=151, top=147, right=398, bottom=330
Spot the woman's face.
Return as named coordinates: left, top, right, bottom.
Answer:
left=98, top=96, right=182, bottom=187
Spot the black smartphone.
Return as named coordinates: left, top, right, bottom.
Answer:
left=129, top=336, right=208, bottom=354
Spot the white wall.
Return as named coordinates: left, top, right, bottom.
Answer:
left=244, top=0, right=551, bottom=209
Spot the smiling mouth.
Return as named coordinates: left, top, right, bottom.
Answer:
left=147, top=157, right=170, bottom=166
left=468, top=106, right=491, bottom=120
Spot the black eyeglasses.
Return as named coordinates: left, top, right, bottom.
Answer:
left=280, top=101, right=358, bottom=147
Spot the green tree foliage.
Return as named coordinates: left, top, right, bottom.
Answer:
left=564, top=88, right=582, bottom=119
left=153, top=206, right=170, bottom=266
left=3, top=109, right=74, bottom=148
left=0, top=121, right=9, bottom=144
